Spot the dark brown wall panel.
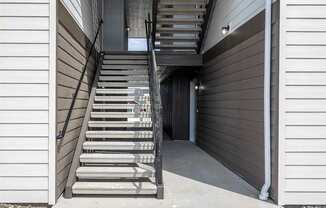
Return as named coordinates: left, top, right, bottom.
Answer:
left=161, top=75, right=190, bottom=140
left=198, top=2, right=279, bottom=201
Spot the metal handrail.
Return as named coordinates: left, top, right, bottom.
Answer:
left=151, top=0, right=158, bottom=47
left=57, top=19, right=103, bottom=140
left=145, top=14, right=164, bottom=198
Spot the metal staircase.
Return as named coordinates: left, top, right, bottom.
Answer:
left=64, top=51, right=164, bottom=198
left=153, top=0, right=211, bottom=53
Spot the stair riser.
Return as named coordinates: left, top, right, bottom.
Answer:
left=102, top=60, right=147, bottom=65
left=101, top=70, right=148, bottom=76
left=104, top=55, right=147, bottom=60
left=99, top=76, right=148, bottom=81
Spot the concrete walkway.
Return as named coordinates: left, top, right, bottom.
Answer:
left=55, top=140, right=278, bottom=208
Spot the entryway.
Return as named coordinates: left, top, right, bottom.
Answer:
left=54, top=141, right=277, bottom=208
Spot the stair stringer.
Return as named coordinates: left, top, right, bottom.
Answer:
left=64, top=55, right=103, bottom=198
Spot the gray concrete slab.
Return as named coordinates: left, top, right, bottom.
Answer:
left=54, top=140, right=278, bottom=208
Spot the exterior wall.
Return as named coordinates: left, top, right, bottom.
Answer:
left=0, top=0, right=56, bottom=203
left=203, top=0, right=265, bottom=52
left=60, top=0, right=101, bottom=41
left=197, top=3, right=279, bottom=201
left=56, top=2, right=98, bottom=199
left=161, top=75, right=190, bottom=140
left=278, top=0, right=326, bottom=205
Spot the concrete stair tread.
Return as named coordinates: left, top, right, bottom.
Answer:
left=92, top=103, right=150, bottom=110
left=99, top=75, right=148, bottom=81
left=156, top=37, right=199, bottom=42
left=96, top=88, right=149, bottom=95
left=91, top=112, right=151, bottom=118
left=76, top=166, right=155, bottom=179
left=80, top=153, right=155, bottom=163
left=94, top=96, right=150, bottom=102
left=98, top=82, right=149, bottom=88
left=83, top=141, right=154, bottom=150
left=88, top=121, right=152, bottom=128
left=157, top=17, right=204, bottom=23
left=72, top=181, right=157, bottom=195
left=86, top=130, right=153, bottom=139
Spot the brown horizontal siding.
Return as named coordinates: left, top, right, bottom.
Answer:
left=197, top=2, right=279, bottom=201
left=55, top=2, right=97, bottom=199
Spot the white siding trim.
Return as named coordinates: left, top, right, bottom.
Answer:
left=279, top=0, right=326, bottom=205
left=278, top=0, right=287, bottom=205
left=48, top=0, right=57, bottom=204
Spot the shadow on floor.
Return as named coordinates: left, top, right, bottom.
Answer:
left=162, top=140, right=259, bottom=199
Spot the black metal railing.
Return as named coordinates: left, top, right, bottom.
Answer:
left=57, top=19, right=103, bottom=140
left=145, top=14, right=164, bottom=199
left=151, top=0, right=158, bottom=47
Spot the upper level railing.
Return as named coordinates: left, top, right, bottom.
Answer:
left=145, top=14, right=164, bottom=199
left=57, top=19, right=104, bottom=140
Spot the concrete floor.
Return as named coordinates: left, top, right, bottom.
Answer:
left=54, top=140, right=278, bottom=208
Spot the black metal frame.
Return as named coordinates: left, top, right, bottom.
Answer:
left=145, top=14, right=164, bottom=199
left=57, top=19, right=104, bottom=140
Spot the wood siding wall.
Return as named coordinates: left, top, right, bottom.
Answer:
left=0, top=0, right=51, bottom=203
left=161, top=75, right=190, bottom=140
left=197, top=4, right=279, bottom=200
left=203, top=0, right=265, bottom=52
left=56, top=2, right=97, bottom=198
left=278, top=0, right=326, bottom=205
left=60, top=0, right=101, bottom=41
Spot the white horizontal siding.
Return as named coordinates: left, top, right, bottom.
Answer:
left=0, top=57, right=49, bottom=70
left=0, top=0, right=50, bottom=203
left=0, top=31, right=49, bottom=43
left=279, top=0, right=326, bottom=205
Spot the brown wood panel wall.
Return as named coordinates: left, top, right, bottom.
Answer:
left=161, top=75, right=190, bottom=140
left=55, top=2, right=97, bottom=198
left=198, top=2, right=279, bottom=201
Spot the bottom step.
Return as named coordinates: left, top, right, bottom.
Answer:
left=72, top=182, right=157, bottom=195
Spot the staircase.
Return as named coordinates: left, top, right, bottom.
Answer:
left=65, top=52, right=163, bottom=198
left=154, top=0, right=210, bottom=53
